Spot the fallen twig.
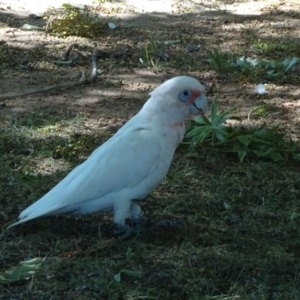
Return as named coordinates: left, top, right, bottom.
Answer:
left=90, top=48, right=98, bottom=82
left=0, top=72, right=86, bottom=100
left=61, top=43, right=77, bottom=61
left=0, top=48, right=98, bottom=101
left=45, top=15, right=54, bottom=33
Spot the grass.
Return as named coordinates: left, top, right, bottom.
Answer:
left=252, top=38, right=299, bottom=58
left=1, top=112, right=300, bottom=299
left=1, top=0, right=300, bottom=299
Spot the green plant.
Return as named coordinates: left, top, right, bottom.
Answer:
left=44, top=4, right=104, bottom=37
left=186, top=98, right=300, bottom=162
left=207, top=48, right=300, bottom=79
left=207, top=48, right=236, bottom=75
left=139, top=39, right=168, bottom=69
left=252, top=39, right=298, bottom=55
left=0, top=258, right=43, bottom=285
left=187, top=97, right=239, bottom=144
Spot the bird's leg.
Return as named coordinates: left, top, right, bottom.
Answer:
left=113, top=200, right=134, bottom=240
left=114, top=224, right=134, bottom=240
left=113, top=199, right=177, bottom=240
left=130, top=201, right=144, bottom=225
left=132, top=198, right=179, bottom=228
left=113, top=201, right=145, bottom=240
left=113, top=199, right=145, bottom=240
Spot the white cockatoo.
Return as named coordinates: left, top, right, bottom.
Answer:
left=8, top=76, right=208, bottom=238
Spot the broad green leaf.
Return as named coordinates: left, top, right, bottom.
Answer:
left=0, top=258, right=43, bottom=285
left=215, top=132, right=227, bottom=142
left=236, top=57, right=247, bottom=67
left=186, top=126, right=210, bottom=139
left=265, top=60, right=280, bottom=69
left=21, top=24, right=44, bottom=31
left=199, top=113, right=212, bottom=125
left=52, top=60, right=75, bottom=65
left=207, top=58, right=219, bottom=71
left=252, top=135, right=270, bottom=144
left=214, top=110, right=232, bottom=125
left=253, top=148, right=284, bottom=162
left=266, top=71, right=284, bottom=79
left=210, top=98, right=218, bottom=123
left=288, top=140, right=297, bottom=151
left=238, top=151, right=247, bottom=162
left=246, top=57, right=261, bottom=67
left=254, top=130, right=284, bottom=142
left=193, top=116, right=210, bottom=125
left=253, top=150, right=266, bottom=157
left=266, top=70, right=275, bottom=75
left=290, top=212, right=299, bottom=221
left=237, top=135, right=251, bottom=147
left=62, top=3, right=85, bottom=9
left=233, top=140, right=245, bottom=151
left=194, top=129, right=212, bottom=143
left=285, top=57, right=300, bottom=71
left=223, top=201, right=231, bottom=210
left=293, top=153, right=300, bottom=161
left=113, top=273, right=121, bottom=282
left=113, top=269, right=143, bottom=283
left=267, top=149, right=284, bottom=162
left=212, top=127, right=228, bottom=138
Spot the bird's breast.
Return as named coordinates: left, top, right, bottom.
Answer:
left=167, top=122, right=185, bottom=146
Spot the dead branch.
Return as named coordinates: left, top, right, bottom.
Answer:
left=45, top=15, right=54, bottom=33
left=61, top=43, right=78, bottom=61
left=89, top=48, right=97, bottom=82
left=0, top=48, right=98, bottom=101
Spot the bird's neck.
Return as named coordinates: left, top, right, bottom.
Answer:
left=138, top=109, right=186, bottom=146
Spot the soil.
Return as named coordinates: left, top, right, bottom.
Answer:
left=0, top=0, right=299, bottom=130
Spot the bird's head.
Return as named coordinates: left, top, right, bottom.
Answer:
left=143, top=76, right=208, bottom=125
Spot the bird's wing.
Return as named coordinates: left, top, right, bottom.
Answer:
left=9, top=125, right=168, bottom=227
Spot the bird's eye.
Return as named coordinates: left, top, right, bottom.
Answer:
left=178, top=90, right=191, bottom=103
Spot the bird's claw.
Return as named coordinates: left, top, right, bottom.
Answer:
left=144, top=218, right=180, bottom=228
left=113, top=218, right=179, bottom=240
left=113, top=224, right=141, bottom=240
left=155, top=219, right=179, bottom=228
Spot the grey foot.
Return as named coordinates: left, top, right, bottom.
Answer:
left=155, top=219, right=179, bottom=228
left=113, top=224, right=141, bottom=240
left=113, top=218, right=178, bottom=240
left=131, top=216, right=144, bottom=226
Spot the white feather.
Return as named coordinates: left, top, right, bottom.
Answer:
left=256, top=84, right=266, bottom=94
left=8, top=76, right=208, bottom=229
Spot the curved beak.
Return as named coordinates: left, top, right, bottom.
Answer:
left=190, top=94, right=208, bottom=115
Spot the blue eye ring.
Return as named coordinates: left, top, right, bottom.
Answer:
left=178, top=89, right=191, bottom=103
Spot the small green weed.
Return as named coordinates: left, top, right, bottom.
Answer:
left=186, top=98, right=300, bottom=162
left=207, top=48, right=236, bottom=75
left=0, top=258, right=44, bottom=285
left=252, top=38, right=299, bottom=56
left=207, top=48, right=300, bottom=79
left=139, top=39, right=168, bottom=69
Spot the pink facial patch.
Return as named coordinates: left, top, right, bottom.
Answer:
left=186, top=89, right=201, bottom=105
